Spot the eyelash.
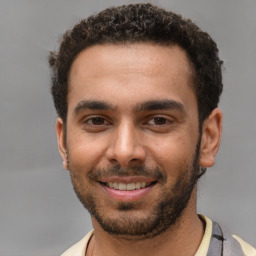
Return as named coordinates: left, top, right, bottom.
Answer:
left=83, top=116, right=171, bottom=124
left=81, top=115, right=175, bottom=133
left=145, top=117, right=172, bottom=126
left=85, top=117, right=110, bottom=126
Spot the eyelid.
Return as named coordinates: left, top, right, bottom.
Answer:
left=144, top=115, right=175, bottom=125
left=82, top=115, right=112, bottom=126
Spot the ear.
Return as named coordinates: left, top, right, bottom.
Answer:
left=199, top=108, right=223, bottom=168
left=56, top=117, right=69, bottom=170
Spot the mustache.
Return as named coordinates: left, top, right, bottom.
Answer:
left=87, top=165, right=166, bottom=182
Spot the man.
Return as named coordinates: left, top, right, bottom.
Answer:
left=49, top=3, right=256, bottom=256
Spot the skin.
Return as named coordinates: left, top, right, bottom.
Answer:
left=56, top=43, right=222, bottom=256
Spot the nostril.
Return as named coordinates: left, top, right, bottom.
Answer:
left=108, top=158, right=119, bottom=165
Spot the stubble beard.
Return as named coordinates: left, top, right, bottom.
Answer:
left=68, top=140, right=201, bottom=240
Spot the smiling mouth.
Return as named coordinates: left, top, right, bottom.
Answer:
left=102, top=181, right=157, bottom=191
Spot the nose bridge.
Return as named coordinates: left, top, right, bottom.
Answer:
left=107, top=119, right=146, bottom=166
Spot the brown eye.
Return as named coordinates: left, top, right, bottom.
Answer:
left=87, top=117, right=106, bottom=125
left=82, top=116, right=112, bottom=132
left=148, top=117, right=168, bottom=125
left=144, top=116, right=175, bottom=133
left=153, top=117, right=167, bottom=125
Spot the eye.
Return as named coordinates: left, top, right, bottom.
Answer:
left=147, top=117, right=170, bottom=125
left=143, top=115, right=176, bottom=133
left=82, top=116, right=112, bottom=132
left=87, top=117, right=108, bottom=125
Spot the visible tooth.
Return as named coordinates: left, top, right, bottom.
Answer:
left=141, top=182, right=146, bottom=188
left=113, top=183, right=119, bottom=189
left=126, top=183, right=135, bottom=191
left=135, top=182, right=141, bottom=189
left=110, top=182, right=149, bottom=190
left=119, top=183, right=127, bottom=190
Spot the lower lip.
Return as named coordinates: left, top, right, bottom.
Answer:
left=102, top=184, right=154, bottom=201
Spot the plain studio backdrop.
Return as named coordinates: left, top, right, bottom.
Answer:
left=0, top=0, right=255, bottom=255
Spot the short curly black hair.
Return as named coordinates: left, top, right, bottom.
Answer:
left=49, top=3, right=223, bottom=124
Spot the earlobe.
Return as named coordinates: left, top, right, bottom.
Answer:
left=199, top=108, right=223, bottom=168
left=56, top=117, right=69, bottom=170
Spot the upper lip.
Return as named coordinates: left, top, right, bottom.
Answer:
left=98, top=176, right=156, bottom=184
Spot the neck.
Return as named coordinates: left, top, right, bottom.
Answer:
left=88, top=189, right=204, bottom=256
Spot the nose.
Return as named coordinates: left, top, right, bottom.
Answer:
left=106, top=121, right=146, bottom=167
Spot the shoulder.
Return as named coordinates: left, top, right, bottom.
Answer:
left=199, top=215, right=256, bottom=256
left=233, top=235, right=256, bottom=255
left=223, top=232, right=256, bottom=256
left=211, top=216, right=256, bottom=256
left=61, top=230, right=94, bottom=256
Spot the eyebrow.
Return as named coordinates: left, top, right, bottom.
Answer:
left=73, top=100, right=115, bottom=114
left=135, top=100, right=185, bottom=113
left=73, top=99, right=185, bottom=115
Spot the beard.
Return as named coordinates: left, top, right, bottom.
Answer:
left=68, top=140, right=201, bottom=240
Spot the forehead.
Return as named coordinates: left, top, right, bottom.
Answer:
left=70, top=43, right=193, bottom=82
left=68, top=43, right=196, bottom=113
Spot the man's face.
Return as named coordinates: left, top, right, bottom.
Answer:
left=58, top=44, right=203, bottom=239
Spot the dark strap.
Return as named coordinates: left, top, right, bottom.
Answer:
left=206, top=221, right=246, bottom=256
left=206, top=221, right=224, bottom=256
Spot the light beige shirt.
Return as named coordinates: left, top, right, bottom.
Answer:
left=61, top=216, right=256, bottom=256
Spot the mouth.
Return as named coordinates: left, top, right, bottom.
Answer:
left=103, top=181, right=156, bottom=191
left=99, top=179, right=157, bottom=201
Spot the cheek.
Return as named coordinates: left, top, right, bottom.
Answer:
left=147, top=134, right=196, bottom=175
left=67, top=132, right=109, bottom=172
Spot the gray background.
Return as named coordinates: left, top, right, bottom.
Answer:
left=0, top=0, right=255, bottom=255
